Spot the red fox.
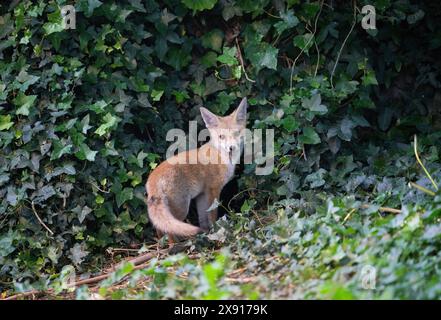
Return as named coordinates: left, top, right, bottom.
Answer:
left=145, top=98, right=248, bottom=241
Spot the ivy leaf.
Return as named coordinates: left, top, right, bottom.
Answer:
left=130, top=77, right=150, bottom=93
left=95, top=113, right=120, bottom=136
left=303, top=2, right=321, bottom=18
left=351, top=115, right=371, bottom=127
left=207, top=227, right=227, bottom=242
left=79, top=206, right=92, bottom=224
left=135, top=151, right=149, bottom=168
left=69, top=243, right=89, bottom=266
left=32, top=185, right=56, bottom=203
left=45, top=164, right=76, bottom=181
left=304, top=168, right=327, bottom=188
left=75, top=143, right=97, bottom=161
left=293, top=33, right=314, bottom=52
left=172, top=90, right=190, bottom=103
left=362, top=70, right=378, bottom=86
left=0, top=232, right=16, bottom=257
left=14, top=92, right=37, bottom=116
left=87, top=100, right=108, bottom=114
left=302, top=94, right=328, bottom=114
left=72, top=205, right=93, bottom=224
left=246, top=42, right=278, bottom=72
left=79, top=114, right=92, bottom=134
left=115, top=211, right=137, bottom=232
left=166, top=47, right=192, bottom=71
left=43, top=10, right=64, bottom=35
left=80, top=0, right=103, bottom=17
left=155, top=37, right=168, bottom=61
left=15, top=70, right=40, bottom=91
left=204, top=75, right=226, bottom=96
left=217, top=46, right=238, bottom=66
left=201, top=51, right=218, bottom=68
left=335, top=80, right=359, bottom=95
left=201, top=29, right=224, bottom=53
left=232, top=65, right=242, bottom=79
left=161, top=8, right=176, bottom=25
left=339, top=118, right=355, bottom=141
left=282, top=115, right=299, bottom=132
left=6, top=187, right=17, bottom=206
left=0, top=115, right=14, bottom=131
left=116, top=188, right=134, bottom=208
left=50, top=140, right=73, bottom=160
left=181, top=0, right=218, bottom=12
left=241, top=199, right=251, bottom=213
left=299, top=127, right=320, bottom=144
left=127, top=0, right=146, bottom=12
left=151, top=89, right=164, bottom=102
left=275, top=10, right=299, bottom=34
left=216, top=92, right=236, bottom=113
left=222, top=3, right=242, bottom=21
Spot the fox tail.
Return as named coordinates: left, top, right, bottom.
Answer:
left=147, top=196, right=202, bottom=237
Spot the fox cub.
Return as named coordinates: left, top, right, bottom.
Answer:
left=146, top=98, right=248, bottom=240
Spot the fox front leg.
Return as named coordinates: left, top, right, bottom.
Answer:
left=196, top=191, right=219, bottom=232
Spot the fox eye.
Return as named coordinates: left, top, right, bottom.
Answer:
left=219, top=134, right=225, bottom=140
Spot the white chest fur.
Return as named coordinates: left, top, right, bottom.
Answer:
left=224, top=162, right=236, bottom=184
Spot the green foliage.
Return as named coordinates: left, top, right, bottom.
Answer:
left=76, top=171, right=441, bottom=299
left=1, top=0, right=441, bottom=299
left=181, top=0, right=218, bottom=13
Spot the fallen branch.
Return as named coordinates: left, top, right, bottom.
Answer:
left=409, top=182, right=436, bottom=197
left=361, top=204, right=401, bottom=214
left=413, top=135, right=438, bottom=192
left=342, top=205, right=401, bottom=225
left=3, top=290, right=42, bottom=301
left=225, top=276, right=256, bottom=284
left=3, top=249, right=166, bottom=300
left=113, top=250, right=166, bottom=270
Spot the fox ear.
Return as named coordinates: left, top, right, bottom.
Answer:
left=233, top=97, right=248, bottom=124
left=200, top=107, right=219, bottom=128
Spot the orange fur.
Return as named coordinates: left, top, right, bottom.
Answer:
left=146, top=98, right=248, bottom=239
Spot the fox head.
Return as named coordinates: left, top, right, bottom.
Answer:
left=200, top=97, right=248, bottom=163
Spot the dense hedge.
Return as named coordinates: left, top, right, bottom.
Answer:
left=1, top=0, right=441, bottom=294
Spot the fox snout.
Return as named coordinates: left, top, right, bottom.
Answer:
left=221, top=138, right=241, bottom=152
left=217, top=136, right=242, bottom=160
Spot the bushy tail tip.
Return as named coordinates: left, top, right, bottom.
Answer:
left=147, top=197, right=202, bottom=237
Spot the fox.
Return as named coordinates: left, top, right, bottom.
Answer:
left=145, top=97, right=248, bottom=242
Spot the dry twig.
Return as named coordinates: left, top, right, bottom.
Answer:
left=30, top=201, right=54, bottom=235
left=235, top=38, right=256, bottom=83
left=289, top=0, right=324, bottom=93
left=360, top=204, right=401, bottom=214
left=330, top=0, right=357, bottom=88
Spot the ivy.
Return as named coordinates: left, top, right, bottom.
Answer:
left=1, top=0, right=441, bottom=299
